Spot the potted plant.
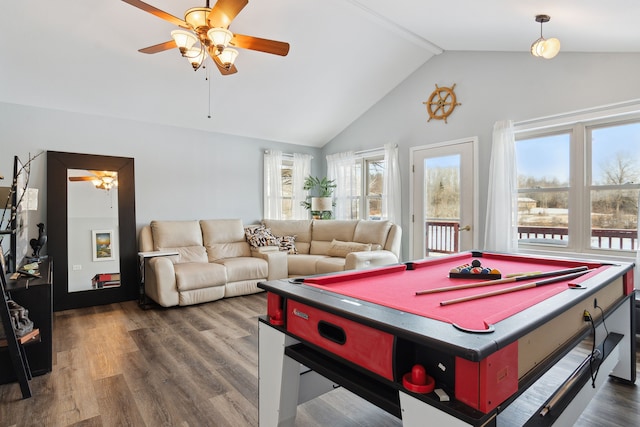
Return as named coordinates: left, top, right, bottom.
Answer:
left=300, top=175, right=336, bottom=219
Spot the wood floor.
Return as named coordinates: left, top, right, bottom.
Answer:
left=0, top=293, right=637, bottom=426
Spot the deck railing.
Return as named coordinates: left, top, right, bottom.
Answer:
left=426, top=221, right=460, bottom=254
left=426, top=221, right=638, bottom=254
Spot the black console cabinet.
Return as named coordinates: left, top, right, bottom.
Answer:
left=0, top=258, right=53, bottom=383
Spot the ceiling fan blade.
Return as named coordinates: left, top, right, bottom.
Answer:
left=122, top=0, right=189, bottom=29
left=139, top=40, right=177, bottom=54
left=208, top=0, right=248, bottom=28
left=69, top=177, right=96, bottom=182
left=231, top=34, right=290, bottom=56
left=213, top=55, right=238, bottom=75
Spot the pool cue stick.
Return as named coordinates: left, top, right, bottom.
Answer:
left=415, top=266, right=589, bottom=295
left=439, top=269, right=593, bottom=306
left=539, top=349, right=601, bottom=416
left=505, top=271, right=542, bottom=278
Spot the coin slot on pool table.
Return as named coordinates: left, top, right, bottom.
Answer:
left=318, top=321, right=347, bottom=345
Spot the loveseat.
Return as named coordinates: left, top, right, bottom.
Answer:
left=253, top=219, right=401, bottom=277
left=139, top=219, right=286, bottom=307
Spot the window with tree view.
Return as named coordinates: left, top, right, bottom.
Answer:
left=516, top=133, right=571, bottom=246
left=589, top=122, right=640, bottom=251
left=365, top=158, right=384, bottom=220
left=280, top=159, right=293, bottom=219
left=516, top=117, right=640, bottom=254
left=350, top=156, right=385, bottom=220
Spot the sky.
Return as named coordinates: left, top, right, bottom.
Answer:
left=517, top=122, right=640, bottom=185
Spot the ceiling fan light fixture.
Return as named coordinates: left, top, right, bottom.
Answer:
left=91, top=176, right=117, bottom=191
left=218, top=48, right=239, bottom=69
left=185, top=46, right=206, bottom=70
left=185, top=7, right=211, bottom=31
left=171, top=29, right=198, bottom=55
left=531, top=14, right=560, bottom=59
left=207, top=27, right=233, bottom=54
left=122, top=0, right=289, bottom=77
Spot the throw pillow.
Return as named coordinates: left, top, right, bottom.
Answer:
left=327, top=239, right=372, bottom=257
left=245, top=225, right=279, bottom=248
left=279, top=235, right=297, bottom=254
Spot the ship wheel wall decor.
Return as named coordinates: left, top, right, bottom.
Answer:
left=423, top=83, right=461, bottom=123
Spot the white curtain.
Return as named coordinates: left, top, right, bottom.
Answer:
left=263, top=150, right=283, bottom=219
left=382, top=143, right=401, bottom=225
left=292, top=153, right=312, bottom=219
left=327, top=151, right=356, bottom=219
left=636, top=194, right=640, bottom=291
left=484, top=120, right=518, bottom=252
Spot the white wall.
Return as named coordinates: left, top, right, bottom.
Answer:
left=0, top=103, right=321, bottom=255
left=322, top=51, right=640, bottom=259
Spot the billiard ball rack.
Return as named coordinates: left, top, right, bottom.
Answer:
left=447, top=258, right=502, bottom=280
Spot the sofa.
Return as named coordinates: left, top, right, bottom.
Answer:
left=254, top=219, right=401, bottom=277
left=139, top=219, right=287, bottom=307
left=139, top=218, right=401, bottom=307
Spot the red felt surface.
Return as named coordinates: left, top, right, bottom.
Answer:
left=304, top=253, right=606, bottom=331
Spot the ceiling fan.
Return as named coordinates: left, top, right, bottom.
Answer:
left=69, top=171, right=118, bottom=190
left=122, top=0, right=290, bottom=75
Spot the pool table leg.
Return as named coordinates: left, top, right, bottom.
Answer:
left=605, top=294, right=636, bottom=383
left=399, top=391, right=482, bottom=426
left=259, top=322, right=301, bottom=427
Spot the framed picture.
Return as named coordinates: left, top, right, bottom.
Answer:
left=92, top=230, right=115, bottom=261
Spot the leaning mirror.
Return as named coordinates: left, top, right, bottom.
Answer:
left=47, top=151, right=137, bottom=311
left=67, top=169, right=120, bottom=292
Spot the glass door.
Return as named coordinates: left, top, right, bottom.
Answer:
left=411, top=138, right=477, bottom=259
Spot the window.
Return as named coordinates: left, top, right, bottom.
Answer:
left=515, top=115, right=640, bottom=255
left=327, top=144, right=400, bottom=222
left=352, top=156, right=384, bottom=219
left=280, top=159, right=294, bottom=219
left=348, top=156, right=385, bottom=220
left=365, top=158, right=384, bottom=220
left=589, top=122, right=640, bottom=250
left=263, top=151, right=311, bottom=220
left=516, top=132, right=571, bottom=246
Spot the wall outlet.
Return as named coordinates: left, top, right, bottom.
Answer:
left=72, top=264, right=82, bottom=271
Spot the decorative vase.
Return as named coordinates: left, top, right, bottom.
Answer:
left=311, top=197, right=332, bottom=212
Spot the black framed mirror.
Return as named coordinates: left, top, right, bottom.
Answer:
left=47, top=151, right=137, bottom=311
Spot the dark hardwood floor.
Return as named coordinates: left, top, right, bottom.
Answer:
left=0, top=293, right=637, bottom=426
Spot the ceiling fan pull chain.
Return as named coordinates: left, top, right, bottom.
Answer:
left=207, top=64, right=212, bottom=119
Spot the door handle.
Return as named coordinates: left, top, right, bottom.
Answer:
left=459, top=225, right=471, bottom=232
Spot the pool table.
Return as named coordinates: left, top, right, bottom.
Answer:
left=258, top=251, right=636, bottom=426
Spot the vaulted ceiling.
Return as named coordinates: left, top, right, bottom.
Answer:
left=2, top=1, right=639, bottom=147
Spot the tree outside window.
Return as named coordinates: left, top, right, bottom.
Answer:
left=280, top=160, right=293, bottom=219
left=589, top=122, right=640, bottom=250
